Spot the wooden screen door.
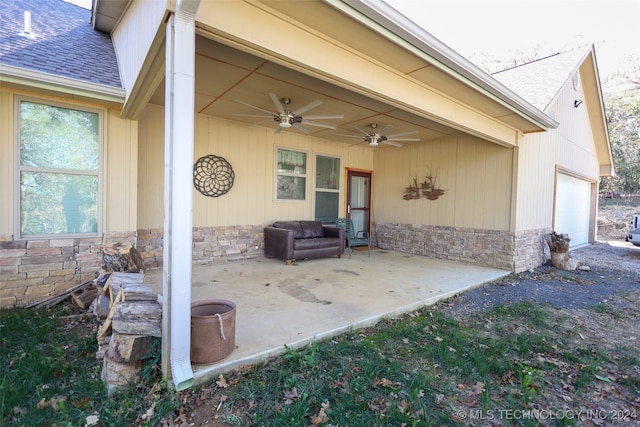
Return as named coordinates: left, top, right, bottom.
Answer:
left=346, top=170, right=371, bottom=236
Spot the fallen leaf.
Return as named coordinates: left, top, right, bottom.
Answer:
left=37, top=395, right=67, bottom=411
left=434, top=336, right=443, bottom=342
left=372, top=378, right=397, bottom=389
left=216, top=374, right=228, bottom=388
left=595, top=374, right=611, bottom=383
left=397, top=398, right=409, bottom=413
left=141, top=402, right=156, bottom=420
left=72, top=397, right=90, bottom=408
left=471, top=381, right=485, bottom=395
left=310, top=401, right=331, bottom=425
left=85, top=414, right=100, bottom=427
left=284, top=387, right=299, bottom=405
left=11, top=407, right=26, bottom=417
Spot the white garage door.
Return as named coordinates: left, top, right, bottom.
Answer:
left=554, top=174, right=591, bottom=247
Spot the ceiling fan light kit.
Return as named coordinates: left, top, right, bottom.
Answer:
left=236, top=93, right=343, bottom=134
left=335, top=123, right=420, bottom=148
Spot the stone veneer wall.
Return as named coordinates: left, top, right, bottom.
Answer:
left=136, top=225, right=264, bottom=268
left=0, top=232, right=136, bottom=308
left=374, top=223, right=552, bottom=273
left=1, top=225, right=264, bottom=308
left=513, top=227, right=553, bottom=273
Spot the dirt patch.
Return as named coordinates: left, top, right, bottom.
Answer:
left=597, top=197, right=639, bottom=241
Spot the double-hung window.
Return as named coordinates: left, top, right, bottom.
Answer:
left=314, top=155, right=340, bottom=224
left=16, top=98, right=101, bottom=238
left=276, top=148, right=307, bottom=200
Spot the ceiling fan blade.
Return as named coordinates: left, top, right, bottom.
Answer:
left=382, top=140, right=403, bottom=147
left=292, top=99, right=322, bottom=115
left=236, top=100, right=276, bottom=115
left=387, top=130, right=419, bottom=138
left=293, top=123, right=312, bottom=134
left=303, top=114, right=344, bottom=120
left=388, top=137, right=420, bottom=142
left=269, top=93, right=286, bottom=115
left=379, top=124, right=393, bottom=135
left=350, top=126, right=369, bottom=135
left=302, top=120, right=337, bottom=129
left=333, top=133, right=364, bottom=139
left=230, top=113, right=273, bottom=118
left=275, top=125, right=284, bottom=134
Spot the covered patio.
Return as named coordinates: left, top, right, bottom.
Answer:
left=145, top=249, right=509, bottom=387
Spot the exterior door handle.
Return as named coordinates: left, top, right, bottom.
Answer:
left=347, top=205, right=351, bottom=214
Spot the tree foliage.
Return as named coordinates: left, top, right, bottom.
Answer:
left=601, top=74, right=640, bottom=195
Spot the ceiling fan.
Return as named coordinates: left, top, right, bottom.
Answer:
left=335, top=123, right=420, bottom=148
left=235, top=93, right=343, bottom=134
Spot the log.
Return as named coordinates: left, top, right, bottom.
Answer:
left=94, top=294, right=111, bottom=320
left=102, top=355, right=144, bottom=395
left=548, top=232, right=570, bottom=253
left=26, top=278, right=95, bottom=309
left=547, top=232, right=579, bottom=270
left=72, top=284, right=98, bottom=309
left=121, top=285, right=157, bottom=301
left=550, top=252, right=579, bottom=270
left=111, top=301, right=162, bottom=337
left=106, top=333, right=156, bottom=363
left=110, top=272, right=144, bottom=285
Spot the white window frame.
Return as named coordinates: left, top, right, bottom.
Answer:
left=314, top=154, right=341, bottom=223
left=275, top=147, right=308, bottom=201
left=14, top=96, right=104, bottom=239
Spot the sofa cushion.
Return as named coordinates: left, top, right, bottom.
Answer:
left=272, top=221, right=304, bottom=239
left=294, top=237, right=339, bottom=250
left=300, top=221, right=324, bottom=239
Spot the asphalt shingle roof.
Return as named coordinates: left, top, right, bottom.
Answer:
left=0, top=0, right=122, bottom=89
left=491, top=47, right=590, bottom=112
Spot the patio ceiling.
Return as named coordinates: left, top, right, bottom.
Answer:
left=148, top=35, right=461, bottom=147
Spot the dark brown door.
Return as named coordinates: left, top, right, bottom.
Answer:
left=346, top=170, right=371, bottom=236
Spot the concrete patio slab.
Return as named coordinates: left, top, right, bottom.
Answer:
left=145, top=248, right=510, bottom=387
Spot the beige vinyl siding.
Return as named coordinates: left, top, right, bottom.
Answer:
left=111, top=0, right=168, bottom=106
left=136, top=107, right=374, bottom=229
left=0, top=90, right=13, bottom=235
left=372, top=134, right=513, bottom=231
left=515, top=69, right=600, bottom=231
left=104, top=110, right=139, bottom=232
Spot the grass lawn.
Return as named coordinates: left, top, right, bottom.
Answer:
left=1, top=298, right=638, bottom=426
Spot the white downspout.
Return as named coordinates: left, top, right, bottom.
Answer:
left=163, top=0, right=200, bottom=391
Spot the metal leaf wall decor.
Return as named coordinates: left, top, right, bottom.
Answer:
left=403, top=169, right=446, bottom=201
left=193, top=155, right=235, bottom=197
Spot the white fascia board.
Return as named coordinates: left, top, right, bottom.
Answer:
left=0, top=64, right=125, bottom=104
left=337, top=0, right=559, bottom=130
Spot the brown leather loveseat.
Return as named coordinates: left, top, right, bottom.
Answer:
left=264, top=221, right=345, bottom=265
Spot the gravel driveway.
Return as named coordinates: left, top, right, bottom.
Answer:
left=441, top=240, right=640, bottom=317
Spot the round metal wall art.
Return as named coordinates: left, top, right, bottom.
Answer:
left=193, top=155, right=235, bottom=197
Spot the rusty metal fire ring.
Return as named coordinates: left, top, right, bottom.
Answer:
left=193, top=155, right=235, bottom=197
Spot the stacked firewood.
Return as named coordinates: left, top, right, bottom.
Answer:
left=88, top=244, right=162, bottom=395
left=94, top=271, right=162, bottom=395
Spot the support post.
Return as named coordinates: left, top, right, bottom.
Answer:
left=162, top=0, right=200, bottom=391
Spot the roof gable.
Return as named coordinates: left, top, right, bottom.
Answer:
left=0, top=0, right=122, bottom=89
left=491, top=47, right=590, bottom=111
